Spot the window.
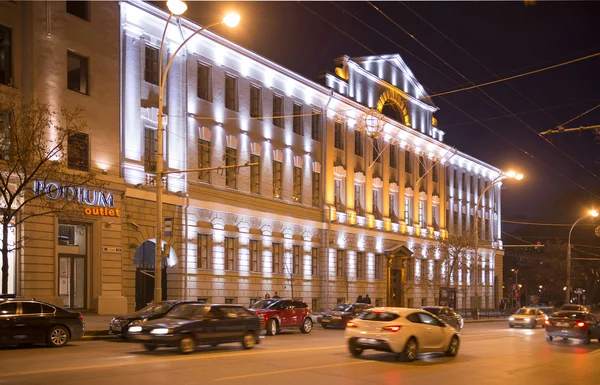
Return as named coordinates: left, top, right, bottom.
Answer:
left=312, top=298, right=319, bottom=312
left=0, top=25, right=12, bottom=86
left=272, top=242, right=282, bottom=274
left=250, top=239, right=260, bottom=272
left=198, top=139, right=210, bottom=183
left=67, top=51, right=89, bottom=94
left=312, top=172, right=321, bottom=207
left=355, top=130, right=364, bottom=157
left=334, top=179, right=342, bottom=206
left=419, top=201, right=425, bottom=228
left=354, top=184, right=364, bottom=215
left=198, top=234, right=211, bottom=269
left=21, top=302, right=42, bottom=314
left=356, top=252, right=365, bottom=279
left=375, top=254, right=383, bottom=280
left=311, top=248, right=319, bottom=276
left=144, top=45, right=159, bottom=85
left=404, top=198, right=411, bottom=225
left=67, top=132, right=89, bottom=171
left=197, top=62, right=211, bottom=101
left=42, top=304, right=55, bottom=314
left=225, top=74, right=238, bottom=111
left=144, top=127, right=158, bottom=173
left=390, top=145, right=398, bottom=169
left=419, top=156, right=426, bottom=177
left=432, top=162, right=438, bottom=182
left=250, top=85, right=261, bottom=118
left=225, top=237, right=236, bottom=271
left=336, top=250, right=346, bottom=278
left=334, top=121, right=344, bottom=150
left=225, top=147, right=237, bottom=189
left=293, top=167, right=302, bottom=202
left=250, top=155, right=260, bottom=194
left=373, top=139, right=382, bottom=163
left=273, top=95, right=283, bottom=127
left=373, top=189, right=381, bottom=217
left=58, top=224, right=78, bottom=246
left=66, top=1, right=89, bottom=20
left=311, top=110, right=321, bottom=141
left=273, top=161, right=282, bottom=199
left=293, top=103, right=303, bottom=135
left=292, top=245, right=301, bottom=274
left=405, top=150, right=412, bottom=173
left=375, top=298, right=383, bottom=307
left=389, top=193, right=396, bottom=217
left=224, top=298, right=236, bottom=305
left=0, top=302, right=17, bottom=315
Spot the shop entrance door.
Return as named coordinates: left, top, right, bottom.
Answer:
left=57, top=223, right=89, bottom=309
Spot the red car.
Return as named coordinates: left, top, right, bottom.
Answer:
left=249, top=299, right=313, bottom=336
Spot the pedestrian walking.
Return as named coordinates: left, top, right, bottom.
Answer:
left=356, top=295, right=363, bottom=303
left=364, top=294, right=371, bottom=304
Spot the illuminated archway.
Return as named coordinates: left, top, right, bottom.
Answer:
left=376, top=90, right=411, bottom=127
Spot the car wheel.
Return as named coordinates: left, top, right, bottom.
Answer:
left=348, top=343, right=363, bottom=357
left=267, top=319, right=278, bottom=336
left=179, top=334, right=196, bottom=354
left=144, top=343, right=158, bottom=351
left=545, top=336, right=553, bottom=343
left=398, top=338, right=418, bottom=362
left=445, top=335, right=459, bottom=357
left=300, top=318, right=313, bottom=334
left=584, top=332, right=591, bottom=345
left=242, top=332, right=257, bottom=350
left=47, top=326, right=69, bottom=347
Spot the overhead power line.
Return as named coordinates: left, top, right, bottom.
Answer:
left=540, top=124, right=600, bottom=136
left=502, top=219, right=599, bottom=227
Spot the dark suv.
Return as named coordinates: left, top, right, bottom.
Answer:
left=249, top=299, right=313, bottom=336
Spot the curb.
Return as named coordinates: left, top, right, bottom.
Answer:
left=464, top=319, right=506, bottom=323
left=80, top=334, right=119, bottom=341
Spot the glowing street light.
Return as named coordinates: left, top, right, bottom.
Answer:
left=223, top=13, right=241, bottom=28
left=566, top=209, right=599, bottom=303
left=166, top=0, right=187, bottom=15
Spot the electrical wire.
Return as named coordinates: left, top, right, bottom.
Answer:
left=572, top=248, right=600, bottom=258
left=502, top=219, right=599, bottom=227
left=557, top=103, right=600, bottom=129
left=574, top=244, right=600, bottom=250
left=501, top=230, right=536, bottom=245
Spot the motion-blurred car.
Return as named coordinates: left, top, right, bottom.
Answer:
left=420, top=306, right=464, bottom=331
left=558, top=304, right=589, bottom=312
left=110, top=300, right=201, bottom=338
left=127, top=303, right=261, bottom=353
left=318, top=303, right=372, bottom=329
left=508, top=307, right=547, bottom=328
left=249, top=299, right=313, bottom=336
left=0, top=295, right=84, bottom=347
left=545, top=311, right=600, bottom=344
left=345, top=307, right=460, bottom=362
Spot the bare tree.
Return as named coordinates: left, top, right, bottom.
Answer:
left=283, top=263, right=301, bottom=300
left=338, top=267, right=355, bottom=302
left=0, top=90, right=101, bottom=293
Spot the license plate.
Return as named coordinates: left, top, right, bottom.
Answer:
left=357, top=338, right=378, bottom=345
left=556, top=322, right=569, bottom=327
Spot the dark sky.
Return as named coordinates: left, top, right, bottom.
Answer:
left=157, top=1, right=600, bottom=229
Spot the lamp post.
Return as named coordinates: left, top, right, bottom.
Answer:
left=154, top=0, right=240, bottom=303
left=473, top=171, right=522, bottom=318
left=565, top=209, right=598, bottom=304
left=511, top=268, right=519, bottom=307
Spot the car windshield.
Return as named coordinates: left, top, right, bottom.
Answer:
left=137, top=302, right=172, bottom=314
left=331, top=304, right=353, bottom=312
left=552, top=311, right=585, bottom=320
left=250, top=300, right=280, bottom=310
left=359, top=311, right=399, bottom=322
left=561, top=305, right=582, bottom=311
left=422, top=307, right=441, bottom=315
left=166, top=304, right=208, bottom=319
left=516, top=309, right=536, bottom=315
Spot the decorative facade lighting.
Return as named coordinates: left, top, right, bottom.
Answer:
left=356, top=109, right=386, bottom=140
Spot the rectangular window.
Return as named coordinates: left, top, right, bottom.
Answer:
left=225, top=74, right=238, bottom=111
left=312, top=172, right=321, bottom=207
left=66, top=1, right=89, bottom=21
left=312, top=298, right=319, bottom=312
left=144, top=128, right=158, bottom=173
left=404, top=197, right=411, bottom=225
left=197, top=62, right=211, bottom=101
left=67, top=132, right=89, bottom=171
left=336, top=250, right=346, bottom=278
left=432, top=162, right=438, bottom=182
left=293, top=103, right=303, bottom=135
left=67, top=51, right=89, bottom=94
left=354, top=184, right=363, bottom=213
left=419, top=156, right=426, bottom=177
left=375, top=254, right=383, bottom=280
left=249, top=239, right=260, bottom=272
left=419, top=201, right=425, bottom=228
left=225, top=237, right=236, bottom=271
left=250, top=85, right=261, bottom=119
left=373, top=189, right=380, bottom=214
left=272, top=243, right=282, bottom=274
left=293, top=167, right=302, bottom=203
left=390, top=145, right=398, bottom=169
left=311, top=248, right=319, bottom=276
left=144, top=45, right=159, bottom=85
left=373, top=139, right=382, bottom=163
left=198, top=139, right=210, bottom=183
left=334, top=179, right=342, bottom=206
left=405, top=150, right=412, bottom=174
left=356, top=252, right=365, bottom=279
left=292, top=245, right=301, bottom=275
left=311, top=110, right=321, bottom=141
left=354, top=130, right=364, bottom=157
left=198, top=234, right=211, bottom=269
left=225, top=147, right=237, bottom=189
left=273, top=161, right=282, bottom=199
left=0, top=25, right=12, bottom=86
left=334, top=121, right=344, bottom=150
left=273, top=95, right=283, bottom=127
left=250, top=154, right=260, bottom=194
left=389, top=193, right=396, bottom=217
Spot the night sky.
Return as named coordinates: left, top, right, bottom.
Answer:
left=156, top=1, right=600, bottom=235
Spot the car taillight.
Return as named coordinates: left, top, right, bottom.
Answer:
left=544, top=320, right=551, bottom=326
left=78, top=314, right=83, bottom=322
left=382, top=325, right=402, bottom=332
left=576, top=322, right=586, bottom=328
left=346, top=321, right=357, bottom=328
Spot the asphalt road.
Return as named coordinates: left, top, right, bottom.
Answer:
left=1, top=322, right=599, bottom=385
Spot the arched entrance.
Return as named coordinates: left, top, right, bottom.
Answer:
left=133, top=239, right=178, bottom=310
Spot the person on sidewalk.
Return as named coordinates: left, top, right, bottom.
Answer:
left=265, top=293, right=271, bottom=299
left=356, top=295, right=363, bottom=303
left=364, top=294, right=371, bottom=304
left=273, top=292, right=281, bottom=299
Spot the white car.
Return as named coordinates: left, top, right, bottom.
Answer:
left=344, top=307, right=460, bottom=362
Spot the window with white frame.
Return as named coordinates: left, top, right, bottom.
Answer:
left=225, top=74, right=238, bottom=111
left=404, top=197, right=411, bottom=225
left=354, top=184, right=364, bottom=216
left=273, top=160, right=282, bottom=199
left=272, top=242, right=282, bottom=274
left=292, top=245, right=301, bottom=274
left=144, top=45, right=158, bottom=85
left=356, top=252, right=365, bottom=279
left=250, top=154, right=260, bottom=194
left=144, top=127, right=158, bottom=173
left=197, top=234, right=212, bottom=269
left=273, top=94, right=283, bottom=127
left=373, top=188, right=382, bottom=219
left=225, top=237, right=236, bottom=271
left=389, top=193, right=398, bottom=218
left=312, top=172, right=320, bottom=207
left=197, top=62, right=212, bottom=101
left=336, top=250, right=346, bottom=278
left=419, top=201, right=425, bottom=228
left=311, top=109, right=321, bottom=141
left=293, top=103, right=303, bottom=135
left=334, top=179, right=343, bottom=209
left=293, top=167, right=302, bottom=202
left=250, top=85, right=261, bottom=119
left=311, top=248, right=319, bottom=276
left=250, top=239, right=260, bottom=272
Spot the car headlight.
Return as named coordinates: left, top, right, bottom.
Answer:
left=129, top=326, right=142, bottom=333
left=509, top=317, right=515, bottom=321
left=524, top=318, right=530, bottom=322
left=150, top=328, right=170, bottom=335
left=130, top=319, right=148, bottom=325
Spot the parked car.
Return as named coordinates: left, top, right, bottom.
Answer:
left=345, top=307, right=460, bottom=362
left=559, top=304, right=589, bottom=312
left=249, top=299, right=313, bottom=336
left=318, top=303, right=372, bottom=329
left=127, top=303, right=261, bottom=353
left=545, top=311, right=600, bottom=344
left=110, top=300, right=202, bottom=338
left=420, top=306, right=464, bottom=331
left=0, top=295, right=84, bottom=347
left=508, top=307, right=547, bottom=328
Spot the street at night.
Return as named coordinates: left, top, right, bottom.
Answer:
left=1, top=322, right=599, bottom=385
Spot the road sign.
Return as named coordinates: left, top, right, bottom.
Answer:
left=595, top=226, right=600, bottom=237
left=575, top=288, right=583, bottom=295
left=164, top=217, right=173, bottom=237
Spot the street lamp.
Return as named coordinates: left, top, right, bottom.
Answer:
left=473, top=171, right=523, bottom=318
left=565, top=209, right=598, bottom=304
left=154, top=1, right=240, bottom=304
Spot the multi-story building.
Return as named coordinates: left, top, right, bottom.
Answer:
left=1, top=0, right=503, bottom=314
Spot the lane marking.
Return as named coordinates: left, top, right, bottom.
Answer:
left=213, top=361, right=374, bottom=381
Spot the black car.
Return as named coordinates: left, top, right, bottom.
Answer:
left=318, top=303, right=372, bottom=329
left=110, top=300, right=202, bottom=338
left=127, top=303, right=262, bottom=353
left=420, top=306, right=464, bottom=331
left=545, top=311, right=600, bottom=344
left=0, top=296, right=84, bottom=347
